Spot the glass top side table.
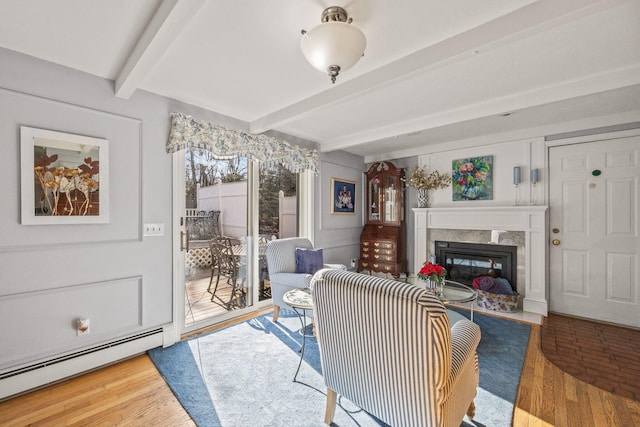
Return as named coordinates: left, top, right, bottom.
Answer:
left=283, top=288, right=314, bottom=381
left=409, top=278, right=478, bottom=321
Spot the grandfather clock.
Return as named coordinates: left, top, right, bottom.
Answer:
left=357, top=161, right=407, bottom=278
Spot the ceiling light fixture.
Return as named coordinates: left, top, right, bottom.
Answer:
left=301, top=6, right=366, bottom=84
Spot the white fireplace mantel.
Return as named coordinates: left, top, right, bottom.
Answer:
left=412, top=206, right=549, bottom=316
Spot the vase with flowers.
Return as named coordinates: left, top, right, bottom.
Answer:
left=418, top=261, right=447, bottom=295
left=402, top=166, right=452, bottom=208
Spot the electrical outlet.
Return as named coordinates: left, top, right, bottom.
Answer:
left=144, top=223, right=165, bottom=236
left=76, top=317, right=90, bottom=336
left=350, top=258, right=357, bottom=268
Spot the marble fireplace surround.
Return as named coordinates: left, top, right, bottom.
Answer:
left=413, top=206, right=548, bottom=316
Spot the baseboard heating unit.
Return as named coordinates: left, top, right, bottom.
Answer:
left=0, top=328, right=164, bottom=400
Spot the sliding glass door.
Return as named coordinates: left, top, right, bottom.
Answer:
left=176, top=148, right=299, bottom=333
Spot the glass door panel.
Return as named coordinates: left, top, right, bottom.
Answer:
left=384, top=175, right=397, bottom=223
left=184, top=151, right=252, bottom=328
left=258, top=163, right=298, bottom=302
left=368, top=175, right=381, bottom=222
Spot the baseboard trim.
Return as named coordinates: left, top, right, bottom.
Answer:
left=0, top=328, right=163, bottom=400
left=523, top=297, right=548, bottom=317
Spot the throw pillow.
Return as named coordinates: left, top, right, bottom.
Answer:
left=295, top=247, right=324, bottom=275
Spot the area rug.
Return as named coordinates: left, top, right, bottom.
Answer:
left=149, top=309, right=530, bottom=427
left=541, top=312, right=640, bottom=401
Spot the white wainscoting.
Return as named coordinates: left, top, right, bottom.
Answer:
left=413, top=206, right=548, bottom=316
left=0, top=276, right=144, bottom=370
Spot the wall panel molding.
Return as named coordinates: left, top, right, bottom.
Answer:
left=0, top=87, right=143, bottom=249
left=0, top=276, right=144, bottom=371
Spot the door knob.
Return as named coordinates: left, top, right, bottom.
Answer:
left=552, top=227, right=560, bottom=234
left=552, top=239, right=561, bottom=246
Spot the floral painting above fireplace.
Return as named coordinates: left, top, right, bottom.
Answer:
left=452, top=155, right=493, bottom=201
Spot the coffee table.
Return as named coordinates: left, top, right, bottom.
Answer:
left=283, top=287, right=314, bottom=381
left=410, top=278, right=478, bottom=321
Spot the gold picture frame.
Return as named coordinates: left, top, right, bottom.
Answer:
left=330, top=177, right=356, bottom=214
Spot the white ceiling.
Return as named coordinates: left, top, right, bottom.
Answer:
left=1, top=0, right=638, bottom=161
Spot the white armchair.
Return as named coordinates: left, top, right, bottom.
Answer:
left=265, top=237, right=345, bottom=322
left=311, top=269, right=481, bottom=427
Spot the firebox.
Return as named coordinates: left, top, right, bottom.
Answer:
left=435, top=241, right=517, bottom=292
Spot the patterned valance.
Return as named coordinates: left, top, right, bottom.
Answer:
left=167, top=112, right=318, bottom=173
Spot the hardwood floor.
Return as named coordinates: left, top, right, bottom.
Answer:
left=540, top=313, right=640, bottom=402
left=184, top=267, right=239, bottom=325
left=0, top=355, right=195, bottom=427
left=514, top=325, right=640, bottom=426
left=1, top=314, right=639, bottom=426
left=185, top=267, right=272, bottom=326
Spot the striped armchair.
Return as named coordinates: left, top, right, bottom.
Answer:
left=265, top=237, right=346, bottom=322
left=311, top=269, right=481, bottom=427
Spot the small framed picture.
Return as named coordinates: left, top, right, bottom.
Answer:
left=330, top=178, right=356, bottom=214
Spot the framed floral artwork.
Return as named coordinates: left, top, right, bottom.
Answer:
left=330, top=178, right=356, bottom=214
left=20, top=126, right=109, bottom=224
left=452, top=155, right=493, bottom=201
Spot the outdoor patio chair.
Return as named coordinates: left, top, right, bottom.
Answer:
left=208, top=240, right=247, bottom=310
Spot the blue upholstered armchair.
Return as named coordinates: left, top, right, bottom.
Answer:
left=265, top=237, right=346, bottom=322
left=311, top=269, right=481, bottom=427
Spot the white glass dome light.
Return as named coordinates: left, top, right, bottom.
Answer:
left=301, top=6, right=366, bottom=84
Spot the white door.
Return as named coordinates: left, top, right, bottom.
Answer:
left=549, top=135, right=640, bottom=328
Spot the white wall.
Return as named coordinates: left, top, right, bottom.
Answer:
left=0, top=47, right=356, bottom=386
left=315, top=151, right=366, bottom=266
left=418, top=138, right=544, bottom=208
left=0, top=61, right=178, bottom=372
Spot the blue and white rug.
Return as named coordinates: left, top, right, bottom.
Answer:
left=149, top=310, right=530, bottom=427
